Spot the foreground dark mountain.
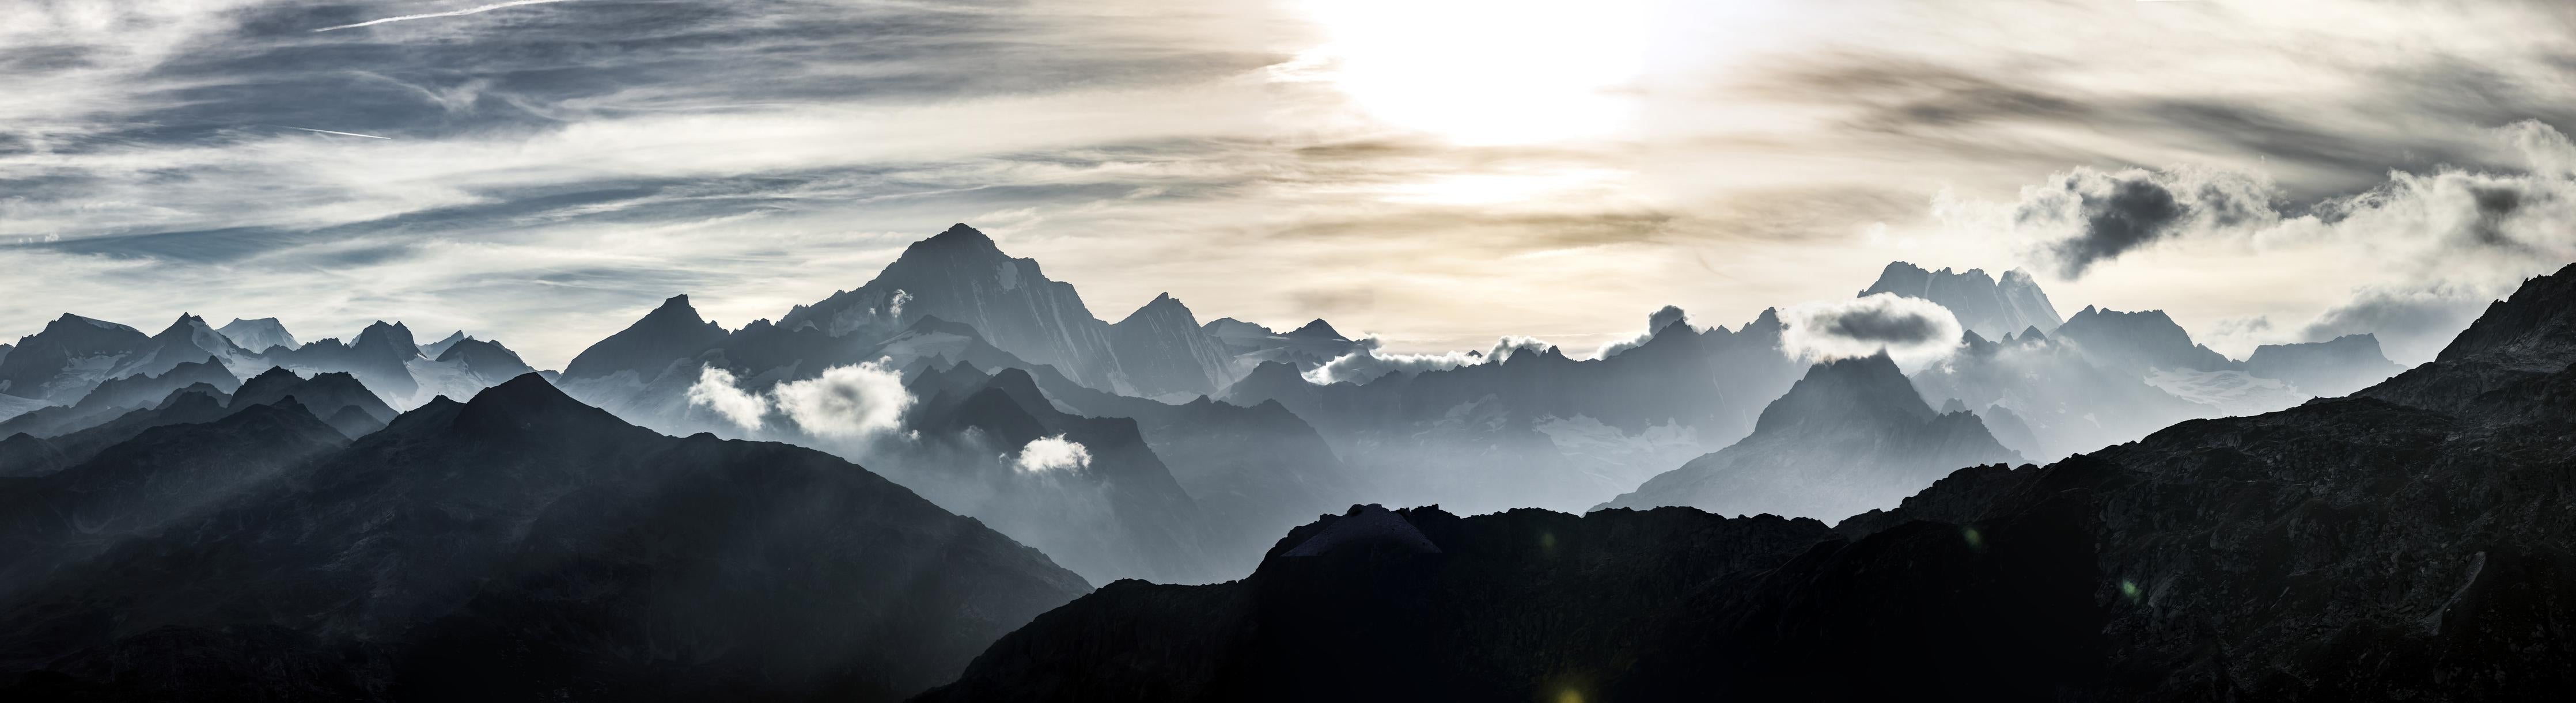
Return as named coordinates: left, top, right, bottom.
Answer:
left=0, top=375, right=1089, bottom=702
left=920, top=263, right=2576, bottom=701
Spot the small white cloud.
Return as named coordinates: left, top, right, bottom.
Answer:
left=772, top=359, right=914, bottom=438
left=684, top=364, right=771, bottom=430
left=887, top=289, right=912, bottom=320
left=1779, top=293, right=1965, bottom=367
left=1304, top=335, right=1554, bottom=385
left=1012, top=434, right=1092, bottom=473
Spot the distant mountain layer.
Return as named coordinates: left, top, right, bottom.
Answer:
left=1597, top=353, right=2022, bottom=521
left=2, top=314, right=535, bottom=416
left=1222, top=307, right=1806, bottom=514
left=1859, top=261, right=2062, bottom=339
left=922, top=261, right=2576, bottom=701
left=0, top=375, right=1089, bottom=702
left=2246, top=333, right=2405, bottom=397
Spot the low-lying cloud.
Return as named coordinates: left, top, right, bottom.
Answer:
left=1012, top=434, right=1092, bottom=473
left=685, top=365, right=771, bottom=430
left=1304, top=335, right=1555, bottom=385
left=771, top=359, right=914, bottom=438
left=1779, top=293, right=1965, bottom=367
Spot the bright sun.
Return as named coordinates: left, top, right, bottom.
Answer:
left=1289, top=0, right=1651, bottom=146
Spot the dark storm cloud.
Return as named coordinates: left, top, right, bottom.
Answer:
left=1779, top=294, right=1964, bottom=364
left=2014, top=168, right=2277, bottom=279
left=1819, top=303, right=1946, bottom=345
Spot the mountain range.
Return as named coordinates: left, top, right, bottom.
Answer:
left=0, top=222, right=2538, bottom=701
left=919, top=260, right=2576, bottom=701
left=1596, top=352, right=2023, bottom=521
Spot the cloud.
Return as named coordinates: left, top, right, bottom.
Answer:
left=1302, top=335, right=1554, bottom=385
left=7, top=0, right=2576, bottom=378
left=1594, top=304, right=1691, bottom=358
left=313, top=0, right=581, bottom=33
left=1010, top=434, right=1092, bottom=473
left=684, top=364, right=770, bottom=430
left=1779, top=292, right=1964, bottom=367
left=887, top=289, right=911, bottom=320
left=276, top=127, right=395, bottom=139
left=771, top=359, right=914, bottom=438
left=2014, top=166, right=2277, bottom=279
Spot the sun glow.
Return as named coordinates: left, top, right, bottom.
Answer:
left=1287, top=0, right=1652, bottom=146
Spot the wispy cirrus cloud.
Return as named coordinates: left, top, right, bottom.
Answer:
left=312, top=0, right=583, bottom=33
left=2, top=0, right=2574, bottom=371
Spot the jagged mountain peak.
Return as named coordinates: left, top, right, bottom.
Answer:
left=1863, top=261, right=2062, bottom=338
left=1203, top=317, right=1271, bottom=338
left=419, top=330, right=470, bottom=356
left=650, top=293, right=700, bottom=317
left=1117, top=292, right=1198, bottom=326
left=448, top=373, right=626, bottom=438
left=51, top=313, right=141, bottom=335
left=560, top=294, right=731, bottom=382
left=1869, top=261, right=1999, bottom=290
left=923, top=222, right=999, bottom=249
left=1747, top=307, right=1783, bottom=332
left=1754, top=353, right=1931, bottom=432
left=432, top=337, right=517, bottom=364
left=217, top=317, right=300, bottom=352
left=2054, top=304, right=2234, bottom=373
left=1286, top=319, right=1346, bottom=340
left=353, top=320, right=420, bottom=358
left=463, top=373, right=581, bottom=411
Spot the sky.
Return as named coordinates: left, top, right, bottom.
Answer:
left=3, top=0, right=2573, bottom=367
